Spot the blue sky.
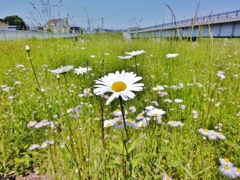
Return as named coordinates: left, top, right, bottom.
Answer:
left=1, top=0, right=240, bottom=29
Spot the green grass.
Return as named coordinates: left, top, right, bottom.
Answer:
left=0, top=33, right=240, bottom=179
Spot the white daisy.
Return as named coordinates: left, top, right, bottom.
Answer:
left=113, top=109, right=122, bottom=116
left=219, top=158, right=234, bottom=167
left=136, top=120, right=148, bottom=128
left=216, top=132, right=226, bottom=140
left=219, top=165, right=236, bottom=179
left=104, top=120, right=114, bottom=128
left=114, top=118, right=125, bottom=129
left=93, top=70, right=144, bottom=105
left=29, top=144, right=40, bottom=150
left=152, top=85, right=164, bottom=91
left=207, top=130, right=217, bottom=140
left=74, top=66, right=92, bottom=75
left=167, top=120, right=184, bottom=127
left=146, top=108, right=166, bottom=117
left=50, top=65, right=74, bottom=74
left=198, top=128, right=210, bottom=136
left=118, top=55, right=133, bottom=59
left=125, top=50, right=145, bottom=56
left=233, top=167, right=240, bottom=177
left=217, top=71, right=226, bottom=80
left=162, top=174, right=172, bottom=180
left=27, top=121, right=37, bottom=128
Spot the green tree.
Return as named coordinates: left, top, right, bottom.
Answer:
left=3, top=15, right=27, bottom=30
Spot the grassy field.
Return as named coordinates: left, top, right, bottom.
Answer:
left=0, top=33, right=240, bottom=179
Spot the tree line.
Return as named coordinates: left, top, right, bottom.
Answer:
left=0, top=15, right=27, bottom=30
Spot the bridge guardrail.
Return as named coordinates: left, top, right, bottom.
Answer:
left=131, top=9, right=240, bottom=33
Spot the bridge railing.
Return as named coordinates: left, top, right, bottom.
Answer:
left=131, top=9, right=240, bottom=32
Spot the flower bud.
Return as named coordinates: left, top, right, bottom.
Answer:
left=26, top=45, right=30, bottom=52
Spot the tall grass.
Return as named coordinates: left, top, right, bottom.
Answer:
left=0, top=33, right=240, bottom=179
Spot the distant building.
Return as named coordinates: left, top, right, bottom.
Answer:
left=8, top=25, right=18, bottom=30
left=0, top=22, right=8, bottom=30
left=44, top=18, right=70, bottom=33
left=70, top=26, right=81, bottom=34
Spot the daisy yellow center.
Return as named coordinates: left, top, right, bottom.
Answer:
left=117, top=120, right=123, bottom=125
left=106, top=123, right=111, bottom=127
left=166, top=178, right=170, bottom=180
left=224, top=165, right=230, bottom=170
left=115, top=109, right=121, bottom=112
left=111, top=81, right=127, bottom=92
left=141, top=122, right=145, bottom=127
left=204, top=129, right=208, bottom=132
left=224, top=158, right=230, bottom=162
left=153, top=113, right=159, bottom=116
left=237, top=168, right=240, bottom=172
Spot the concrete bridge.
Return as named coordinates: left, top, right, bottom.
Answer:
left=126, top=9, right=240, bottom=39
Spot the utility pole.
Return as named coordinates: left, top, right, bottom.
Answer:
left=88, top=18, right=90, bottom=33
left=163, top=11, right=164, bottom=24
left=101, top=17, right=104, bottom=29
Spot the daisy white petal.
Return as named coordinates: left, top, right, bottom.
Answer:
left=94, top=70, right=144, bottom=105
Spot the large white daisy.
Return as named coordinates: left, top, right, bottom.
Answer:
left=93, top=70, right=144, bottom=105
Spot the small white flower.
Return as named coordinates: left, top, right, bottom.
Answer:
left=146, top=108, right=166, bottom=117
left=129, top=106, right=136, bottom=113
left=162, top=174, right=172, bottom=180
left=136, top=120, right=148, bottom=128
left=233, top=167, right=240, bottom=177
left=114, top=118, right=125, bottom=129
left=216, top=132, right=226, bottom=140
left=113, top=109, right=122, bottom=116
left=40, top=141, right=49, bottom=148
left=74, top=66, right=92, bottom=75
left=219, top=158, right=234, bottom=167
left=166, top=53, right=179, bottom=58
left=198, top=128, right=210, bottom=136
left=217, top=71, right=226, bottom=80
left=174, top=99, right=183, bottom=103
left=219, top=165, right=236, bottom=179
left=167, top=120, right=184, bottom=127
left=207, top=130, right=217, bottom=140
left=29, top=144, right=40, bottom=150
left=104, top=120, right=114, bottom=128
left=27, top=121, right=37, bottom=128
left=152, top=85, right=164, bottom=91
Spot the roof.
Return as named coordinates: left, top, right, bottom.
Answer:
left=47, top=18, right=63, bottom=25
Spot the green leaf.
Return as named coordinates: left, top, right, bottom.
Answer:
left=128, top=139, right=138, bottom=153
left=172, top=159, right=182, bottom=167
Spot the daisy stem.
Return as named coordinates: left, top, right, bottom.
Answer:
left=134, top=56, right=138, bottom=75
left=83, top=73, right=87, bottom=86
left=63, top=73, right=71, bottom=97
left=119, top=97, right=129, bottom=140
left=27, top=51, right=51, bottom=119
left=100, top=98, right=105, bottom=147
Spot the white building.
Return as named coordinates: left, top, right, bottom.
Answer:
left=45, top=18, right=70, bottom=33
